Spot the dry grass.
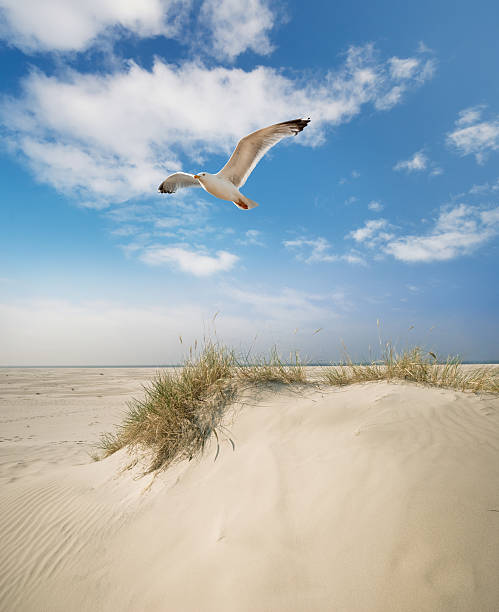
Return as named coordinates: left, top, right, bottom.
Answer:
left=321, top=345, right=499, bottom=393
left=99, top=340, right=498, bottom=473
left=99, top=342, right=236, bottom=472
left=235, top=346, right=307, bottom=384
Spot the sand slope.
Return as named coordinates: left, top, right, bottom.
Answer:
left=1, top=369, right=499, bottom=611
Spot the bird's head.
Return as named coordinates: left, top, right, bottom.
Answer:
left=193, top=172, right=207, bottom=180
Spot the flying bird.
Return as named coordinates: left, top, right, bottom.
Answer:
left=158, top=118, right=310, bottom=210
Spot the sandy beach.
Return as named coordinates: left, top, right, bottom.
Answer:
left=1, top=367, right=498, bottom=611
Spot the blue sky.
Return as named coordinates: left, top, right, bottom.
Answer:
left=1, top=0, right=498, bottom=365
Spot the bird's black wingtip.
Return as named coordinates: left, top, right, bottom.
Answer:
left=282, top=117, right=311, bottom=134
left=158, top=184, right=175, bottom=194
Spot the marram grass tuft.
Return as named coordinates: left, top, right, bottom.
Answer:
left=99, top=342, right=236, bottom=472
left=321, top=345, right=499, bottom=393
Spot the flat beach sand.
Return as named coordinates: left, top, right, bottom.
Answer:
left=1, top=367, right=498, bottom=611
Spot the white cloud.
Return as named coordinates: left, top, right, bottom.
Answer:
left=103, top=198, right=213, bottom=261
left=200, top=0, right=275, bottom=61
left=0, top=44, right=435, bottom=205
left=384, top=204, right=499, bottom=262
left=368, top=200, right=383, bottom=212
left=341, top=252, right=366, bottom=265
left=417, top=41, right=432, bottom=54
left=349, top=219, right=392, bottom=246
left=140, top=245, right=238, bottom=275
left=338, top=170, right=359, bottom=185
left=455, top=105, right=485, bottom=127
left=344, top=195, right=358, bottom=205
left=393, top=150, right=428, bottom=172
left=375, top=85, right=404, bottom=110
left=375, top=57, right=435, bottom=110
left=0, top=0, right=188, bottom=53
left=388, top=55, right=436, bottom=82
left=347, top=204, right=499, bottom=263
left=283, top=237, right=337, bottom=263
left=283, top=237, right=365, bottom=266
left=389, top=57, right=420, bottom=79
left=0, top=0, right=277, bottom=61
left=469, top=177, right=499, bottom=195
left=18, top=136, right=166, bottom=207
left=480, top=207, right=499, bottom=226
left=447, top=107, right=499, bottom=163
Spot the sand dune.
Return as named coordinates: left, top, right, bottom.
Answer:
left=1, top=369, right=498, bottom=611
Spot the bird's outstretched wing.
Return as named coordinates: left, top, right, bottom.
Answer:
left=217, top=118, right=310, bottom=188
left=158, top=172, right=200, bottom=194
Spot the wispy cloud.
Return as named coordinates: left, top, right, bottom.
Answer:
left=447, top=106, right=499, bottom=163
left=385, top=204, right=499, bottom=262
left=225, top=286, right=338, bottom=323
left=406, top=284, right=420, bottom=293
left=469, top=177, right=499, bottom=195
left=393, top=150, right=428, bottom=172
left=341, top=252, right=366, bottom=265
left=283, top=236, right=365, bottom=266
left=393, top=150, right=443, bottom=176
left=237, top=229, right=264, bottom=246
left=455, top=105, right=486, bottom=127
left=283, top=237, right=337, bottom=263
left=140, top=245, right=238, bottom=276
left=375, top=56, right=435, bottom=109
left=368, top=200, right=383, bottom=212
left=429, top=166, right=443, bottom=177
left=388, top=57, right=420, bottom=80
left=349, top=204, right=499, bottom=263
left=344, top=195, right=359, bottom=205
left=349, top=219, right=393, bottom=247
left=339, top=170, right=360, bottom=184
left=0, top=44, right=435, bottom=206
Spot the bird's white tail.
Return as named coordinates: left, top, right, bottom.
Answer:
left=233, top=195, right=259, bottom=210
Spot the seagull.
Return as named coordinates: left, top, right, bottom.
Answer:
left=158, top=118, right=310, bottom=210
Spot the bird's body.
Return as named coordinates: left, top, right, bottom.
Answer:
left=196, top=173, right=258, bottom=210
left=158, top=118, right=310, bottom=210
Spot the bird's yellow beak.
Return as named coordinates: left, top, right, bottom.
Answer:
left=193, top=174, right=200, bottom=179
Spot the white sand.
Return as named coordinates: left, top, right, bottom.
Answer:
left=1, top=368, right=498, bottom=611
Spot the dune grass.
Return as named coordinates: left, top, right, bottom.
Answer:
left=235, top=346, right=307, bottom=384
left=321, top=345, right=499, bottom=393
left=99, top=340, right=498, bottom=472
left=100, top=342, right=236, bottom=472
